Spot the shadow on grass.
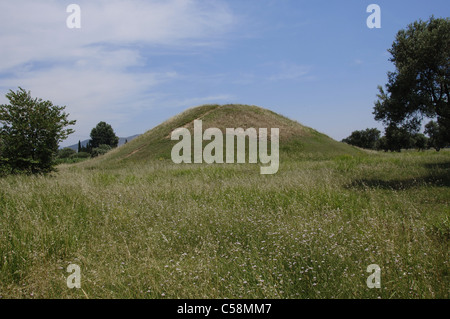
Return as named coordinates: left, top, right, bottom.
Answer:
left=346, top=161, right=450, bottom=190
left=423, top=161, right=450, bottom=170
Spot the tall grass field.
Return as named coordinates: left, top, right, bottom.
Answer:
left=0, top=148, right=448, bottom=299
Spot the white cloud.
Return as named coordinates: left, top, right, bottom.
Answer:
left=0, top=0, right=236, bottom=144
left=0, top=65, right=179, bottom=140
left=0, top=0, right=235, bottom=70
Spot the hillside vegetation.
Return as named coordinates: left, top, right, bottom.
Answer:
left=0, top=105, right=448, bottom=299
left=84, top=104, right=361, bottom=168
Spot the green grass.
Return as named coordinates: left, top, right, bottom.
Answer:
left=0, top=149, right=448, bottom=299
left=54, top=157, right=90, bottom=165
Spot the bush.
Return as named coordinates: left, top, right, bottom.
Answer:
left=91, top=144, right=112, bottom=157
left=71, top=152, right=90, bottom=159
left=54, top=151, right=91, bottom=165
left=57, top=148, right=77, bottom=159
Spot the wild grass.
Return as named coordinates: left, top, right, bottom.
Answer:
left=0, top=150, right=448, bottom=299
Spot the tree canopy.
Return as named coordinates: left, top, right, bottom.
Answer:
left=0, top=87, right=76, bottom=174
left=342, top=128, right=381, bottom=150
left=373, top=16, right=449, bottom=147
left=89, top=121, right=119, bottom=149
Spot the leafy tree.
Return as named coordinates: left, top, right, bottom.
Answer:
left=424, top=120, right=446, bottom=151
left=0, top=87, right=76, bottom=174
left=411, top=133, right=429, bottom=151
left=342, top=128, right=381, bottom=149
left=383, top=124, right=414, bottom=152
left=89, top=121, right=119, bottom=149
left=373, top=17, right=450, bottom=145
left=375, top=136, right=388, bottom=152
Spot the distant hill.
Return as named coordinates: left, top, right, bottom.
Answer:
left=64, top=134, right=141, bottom=151
left=77, top=104, right=362, bottom=167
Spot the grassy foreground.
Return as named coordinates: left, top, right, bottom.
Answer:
left=0, top=150, right=449, bottom=299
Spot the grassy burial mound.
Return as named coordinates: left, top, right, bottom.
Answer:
left=84, top=104, right=361, bottom=168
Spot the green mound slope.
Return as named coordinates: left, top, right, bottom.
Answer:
left=83, top=104, right=361, bottom=167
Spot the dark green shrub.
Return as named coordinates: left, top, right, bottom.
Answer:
left=91, top=144, right=112, bottom=157
left=57, top=148, right=76, bottom=159
left=71, top=152, right=91, bottom=159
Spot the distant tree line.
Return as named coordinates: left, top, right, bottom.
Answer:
left=57, top=121, right=119, bottom=161
left=342, top=125, right=444, bottom=152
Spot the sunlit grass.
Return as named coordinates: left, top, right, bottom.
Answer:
left=0, top=150, right=448, bottom=299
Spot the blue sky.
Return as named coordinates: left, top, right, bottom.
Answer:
left=0, top=0, right=449, bottom=147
